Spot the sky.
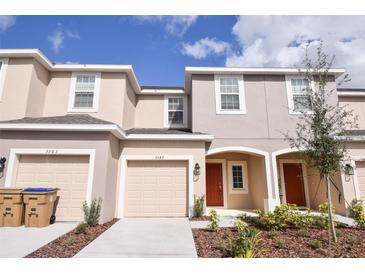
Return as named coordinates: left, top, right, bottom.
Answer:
left=0, top=15, right=364, bottom=87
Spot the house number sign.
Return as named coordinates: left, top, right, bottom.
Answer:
left=45, top=149, right=58, bottom=154
left=155, top=155, right=164, bottom=160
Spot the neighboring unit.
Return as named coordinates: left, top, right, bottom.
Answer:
left=0, top=49, right=363, bottom=223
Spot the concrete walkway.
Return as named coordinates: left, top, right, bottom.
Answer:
left=0, top=222, right=77, bottom=258
left=75, top=218, right=197, bottom=258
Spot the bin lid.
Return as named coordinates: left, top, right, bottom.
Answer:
left=22, top=187, right=58, bottom=193
left=0, top=188, right=23, bottom=194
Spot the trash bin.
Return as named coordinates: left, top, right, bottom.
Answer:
left=22, top=188, right=58, bottom=228
left=0, top=188, right=24, bottom=227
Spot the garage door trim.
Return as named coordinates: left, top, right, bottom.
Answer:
left=351, top=156, right=365, bottom=200
left=4, top=148, right=96, bottom=205
left=118, top=154, right=194, bottom=218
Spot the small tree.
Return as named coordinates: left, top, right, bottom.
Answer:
left=285, top=41, right=357, bottom=243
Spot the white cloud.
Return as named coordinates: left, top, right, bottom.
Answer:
left=0, top=16, right=16, bottom=32
left=134, top=16, right=198, bottom=36
left=47, top=25, right=80, bottom=54
left=226, top=16, right=365, bottom=87
left=48, top=31, right=64, bottom=53
left=181, top=37, right=231, bottom=59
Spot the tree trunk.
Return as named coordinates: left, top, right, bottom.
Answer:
left=326, top=174, right=337, bottom=243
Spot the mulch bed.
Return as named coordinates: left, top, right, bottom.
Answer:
left=25, top=219, right=118, bottom=258
left=192, top=226, right=365, bottom=258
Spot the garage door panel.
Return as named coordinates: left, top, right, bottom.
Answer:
left=356, top=162, right=365, bottom=205
left=125, top=160, right=188, bottom=217
left=16, top=155, right=89, bottom=222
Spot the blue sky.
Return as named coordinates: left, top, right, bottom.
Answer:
left=0, top=16, right=237, bottom=86
left=1, top=16, right=365, bottom=87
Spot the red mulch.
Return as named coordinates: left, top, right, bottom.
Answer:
left=192, top=226, right=365, bottom=258
left=25, top=219, right=118, bottom=258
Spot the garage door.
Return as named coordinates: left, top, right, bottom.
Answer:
left=125, top=161, right=188, bottom=217
left=355, top=161, right=365, bottom=204
left=15, top=155, right=90, bottom=222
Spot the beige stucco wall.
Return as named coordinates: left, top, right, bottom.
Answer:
left=134, top=95, right=165, bottom=128
left=339, top=96, right=365, bottom=129
left=206, top=152, right=267, bottom=210
left=43, top=72, right=129, bottom=127
left=25, top=59, right=50, bottom=117
left=0, top=58, right=34, bottom=120
left=0, top=131, right=120, bottom=223
left=122, top=78, right=137, bottom=129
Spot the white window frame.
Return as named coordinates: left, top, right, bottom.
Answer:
left=164, top=95, right=188, bottom=128
left=214, top=74, right=246, bottom=115
left=0, top=58, right=9, bottom=101
left=228, top=160, right=249, bottom=194
left=68, top=72, right=101, bottom=113
left=285, top=75, right=315, bottom=115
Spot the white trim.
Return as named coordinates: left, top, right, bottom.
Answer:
left=4, top=148, right=95, bottom=204
left=227, top=161, right=249, bottom=194
left=206, top=146, right=277, bottom=211
left=337, top=91, right=365, bottom=97
left=0, top=58, right=9, bottom=101
left=163, top=95, right=188, bottom=128
left=285, top=75, right=315, bottom=115
left=141, top=88, right=185, bottom=95
left=278, top=159, right=310, bottom=208
left=68, top=72, right=101, bottom=113
left=350, top=157, right=365, bottom=200
left=0, top=49, right=141, bottom=94
left=117, top=154, right=194, bottom=218
left=271, top=147, right=299, bottom=205
left=206, top=159, right=227, bottom=208
left=185, top=66, right=345, bottom=76
left=0, top=123, right=214, bottom=141
left=214, top=74, right=246, bottom=115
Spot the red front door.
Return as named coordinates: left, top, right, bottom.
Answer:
left=206, top=163, right=223, bottom=206
left=282, top=163, right=306, bottom=207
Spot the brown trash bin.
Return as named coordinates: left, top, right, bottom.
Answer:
left=22, top=188, right=58, bottom=228
left=0, top=188, right=24, bottom=227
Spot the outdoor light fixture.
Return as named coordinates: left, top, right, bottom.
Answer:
left=194, top=163, right=201, bottom=176
left=344, top=164, right=354, bottom=176
left=0, top=157, right=6, bottom=174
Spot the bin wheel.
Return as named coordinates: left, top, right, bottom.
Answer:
left=50, top=215, right=56, bottom=224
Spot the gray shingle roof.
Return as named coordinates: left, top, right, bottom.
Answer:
left=0, top=114, right=113, bottom=125
left=125, top=128, right=206, bottom=135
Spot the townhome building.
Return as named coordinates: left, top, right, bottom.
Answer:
left=0, top=49, right=364, bottom=223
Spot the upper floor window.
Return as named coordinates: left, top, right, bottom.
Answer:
left=68, top=72, right=101, bottom=112
left=214, top=75, right=246, bottom=114
left=228, top=161, right=248, bottom=194
left=0, top=58, right=9, bottom=101
left=164, top=96, right=187, bottom=128
left=286, top=76, right=314, bottom=114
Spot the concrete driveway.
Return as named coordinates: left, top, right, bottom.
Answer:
left=75, top=218, right=197, bottom=258
left=0, top=223, right=77, bottom=258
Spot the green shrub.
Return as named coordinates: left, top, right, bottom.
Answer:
left=230, top=226, right=261, bottom=258
left=318, top=202, right=335, bottom=229
left=75, top=222, right=89, bottom=234
left=308, top=239, right=322, bottom=250
left=290, top=208, right=314, bottom=229
left=193, top=195, right=205, bottom=217
left=233, top=218, right=248, bottom=234
left=275, top=239, right=286, bottom=249
left=208, top=209, right=220, bottom=232
left=350, top=199, right=365, bottom=229
left=82, top=197, right=102, bottom=226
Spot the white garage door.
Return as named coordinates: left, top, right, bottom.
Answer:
left=125, top=161, right=188, bottom=217
left=356, top=161, right=365, bottom=203
left=16, top=155, right=90, bottom=222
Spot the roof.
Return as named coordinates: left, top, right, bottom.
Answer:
left=0, top=114, right=113, bottom=125
left=0, top=114, right=214, bottom=141
left=125, top=128, right=205, bottom=135
left=0, top=49, right=141, bottom=94
left=140, top=86, right=185, bottom=95
left=184, top=66, right=346, bottom=93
